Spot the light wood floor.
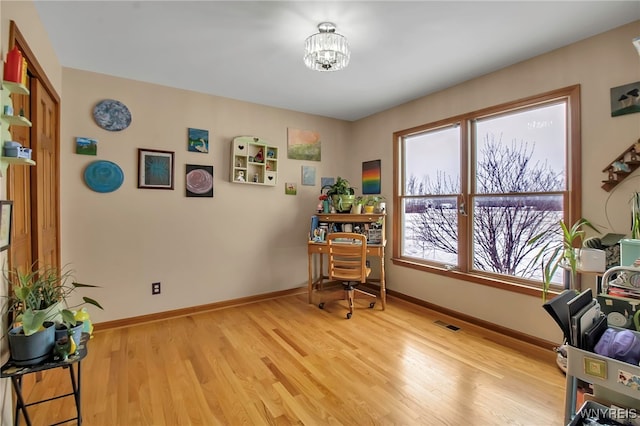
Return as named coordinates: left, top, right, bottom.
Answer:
left=15, top=293, right=566, bottom=425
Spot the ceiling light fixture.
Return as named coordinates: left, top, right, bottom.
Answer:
left=304, top=22, right=350, bottom=72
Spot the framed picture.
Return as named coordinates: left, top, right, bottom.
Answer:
left=301, top=165, right=316, bottom=186
left=188, top=128, right=209, bottom=153
left=285, top=182, right=297, bottom=195
left=287, top=128, right=321, bottom=161
left=362, top=159, right=381, bottom=194
left=138, top=148, right=175, bottom=190
left=610, top=81, right=640, bottom=117
left=75, top=137, right=97, bottom=156
left=583, top=356, right=607, bottom=379
left=0, top=201, right=13, bottom=252
left=185, top=164, right=214, bottom=197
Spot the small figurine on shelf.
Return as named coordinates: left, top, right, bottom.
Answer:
left=267, top=149, right=275, bottom=158
left=253, top=173, right=259, bottom=182
left=612, top=161, right=631, bottom=173
left=254, top=148, right=264, bottom=163
left=236, top=170, right=245, bottom=182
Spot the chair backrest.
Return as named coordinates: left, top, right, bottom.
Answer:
left=327, top=232, right=368, bottom=283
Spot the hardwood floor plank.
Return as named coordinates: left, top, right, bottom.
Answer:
left=12, top=294, right=565, bottom=425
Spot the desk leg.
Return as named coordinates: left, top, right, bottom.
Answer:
left=308, top=252, right=313, bottom=304
left=11, top=376, right=32, bottom=426
left=380, top=253, right=386, bottom=310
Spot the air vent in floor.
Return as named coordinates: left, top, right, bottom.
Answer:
left=434, top=320, right=460, bottom=332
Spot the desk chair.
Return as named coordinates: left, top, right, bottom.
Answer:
left=319, top=232, right=376, bottom=319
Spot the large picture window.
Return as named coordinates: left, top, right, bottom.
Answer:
left=394, top=86, right=581, bottom=294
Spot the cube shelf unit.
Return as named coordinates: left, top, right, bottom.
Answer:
left=230, top=136, right=277, bottom=186
left=0, top=80, right=35, bottom=176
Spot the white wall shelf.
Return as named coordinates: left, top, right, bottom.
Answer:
left=1, top=80, right=35, bottom=177
left=1, top=114, right=31, bottom=127
left=230, top=136, right=278, bottom=186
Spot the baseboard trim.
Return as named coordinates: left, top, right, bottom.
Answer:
left=94, top=285, right=557, bottom=352
left=94, top=287, right=307, bottom=332
left=386, top=288, right=558, bottom=351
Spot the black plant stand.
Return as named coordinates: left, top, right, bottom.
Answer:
left=1, top=332, right=89, bottom=426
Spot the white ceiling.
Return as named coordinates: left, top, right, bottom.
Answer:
left=33, top=1, right=640, bottom=121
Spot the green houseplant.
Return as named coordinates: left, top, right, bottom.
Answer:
left=3, top=264, right=103, bottom=365
left=527, top=218, right=601, bottom=374
left=527, top=218, right=600, bottom=302
left=322, top=177, right=356, bottom=213
left=361, top=195, right=385, bottom=213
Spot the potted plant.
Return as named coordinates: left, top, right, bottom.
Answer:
left=3, top=264, right=103, bottom=365
left=527, top=218, right=600, bottom=301
left=321, top=177, right=356, bottom=213
left=527, top=218, right=601, bottom=373
left=352, top=196, right=365, bottom=214
left=361, top=195, right=386, bottom=214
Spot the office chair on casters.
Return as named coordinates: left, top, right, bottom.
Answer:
left=318, top=232, right=376, bottom=319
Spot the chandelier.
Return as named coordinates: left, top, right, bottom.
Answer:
left=304, top=22, right=350, bottom=72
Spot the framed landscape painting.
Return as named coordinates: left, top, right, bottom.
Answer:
left=287, top=128, right=321, bottom=161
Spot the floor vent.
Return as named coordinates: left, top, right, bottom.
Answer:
left=434, top=320, right=461, bottom=332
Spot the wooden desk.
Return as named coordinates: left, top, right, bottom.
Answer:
left=307, top=241, right=386, bottom=309
left=307, top=213, right=387, bottom=309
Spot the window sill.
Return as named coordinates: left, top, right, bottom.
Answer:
left=391, top=257, right=556, bottom=299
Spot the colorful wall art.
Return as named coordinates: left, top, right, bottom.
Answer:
left=188, top=128, right=209, bottom=153
left=611, top=81, right=640, bottom=117
left=321, top=177, right=335, bottom=189
left=302, top=165, right=316, bottom=186
left=186, top=164, right=214, bottom=197
left=362, top=160, right=381, bottom=194
left=138, top=148, right=174, bottom=189
left=76, top=137, right=97, bottom=156
left=287, top=128, right=321, bottom=161
left=285, top=182, right=297, bottom=195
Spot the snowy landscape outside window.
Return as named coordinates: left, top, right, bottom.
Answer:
left=394, top=86, right=581, bottom=292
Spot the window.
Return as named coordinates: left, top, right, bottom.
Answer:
left=394, top=86, right=581, bottom=293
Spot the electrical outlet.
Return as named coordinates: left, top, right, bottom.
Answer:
left=152, top=282, right=161, bottom=295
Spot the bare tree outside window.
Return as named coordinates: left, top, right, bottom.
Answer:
left=395, top=86, right=579, bottom=292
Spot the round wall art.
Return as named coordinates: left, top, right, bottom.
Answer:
left=92, top=99, right=131, bottom=131
left=186, top=168, right=213, bottom=195
left=83, top=160, right=124, bottom=193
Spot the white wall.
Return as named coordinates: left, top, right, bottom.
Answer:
left=349, top=21, right=640, bottom=343
left=60, top=69, right=351, bottom=324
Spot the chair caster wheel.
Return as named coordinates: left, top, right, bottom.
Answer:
left=318, top=303, right=324, bottom=309
left=369, top=302, right=376, bottom=309
left=346, top=313, right=352, bottom=319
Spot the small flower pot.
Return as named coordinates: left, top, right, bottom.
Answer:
left=8, top=322, right=55, bottom=366
left=55, top=321, right=83, bottom=350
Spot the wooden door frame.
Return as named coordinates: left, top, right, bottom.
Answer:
left=7, top=20, right=61, bottom=272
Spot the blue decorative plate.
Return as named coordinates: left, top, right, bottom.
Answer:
left=92, top=99, right=131, bottom=131
left=83, top=160, right=124, bottom=193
